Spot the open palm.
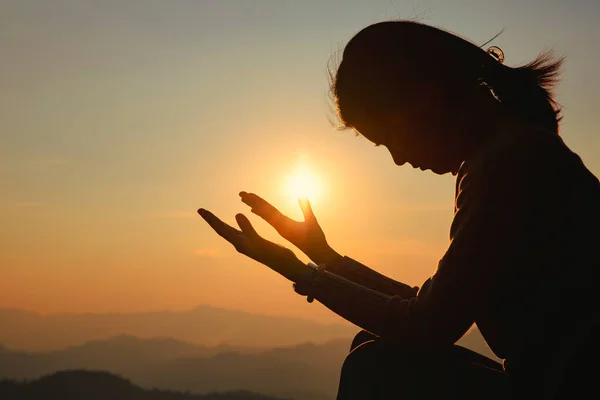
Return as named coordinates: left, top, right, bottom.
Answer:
left=239, top=192, right=339, bottom=265
left=198, top=208, right=307, bottom=283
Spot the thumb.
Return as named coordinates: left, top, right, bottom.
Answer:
left=235, top=214, right=260, bottom=240
left=298, top=197, right=317, bottom=223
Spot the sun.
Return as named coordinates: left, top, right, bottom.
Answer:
left=283, top=163, right=322, bottom=203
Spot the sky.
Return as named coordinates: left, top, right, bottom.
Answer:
left=1, top=0, right=599, bottom=324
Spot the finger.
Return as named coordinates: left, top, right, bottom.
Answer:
left=235, top=213, right=261, bottom=240
left=239, top=192, right=290, bottom=227
left=198, top=208, right=241, bottom=242
left=239, top=192, right=278, bottom=216
left=298, top=197, right=317, bottom=223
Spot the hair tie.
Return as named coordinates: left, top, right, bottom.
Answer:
left=479, top=46, right=505, bottom=101
left=487, top=46, right=505, bottom=64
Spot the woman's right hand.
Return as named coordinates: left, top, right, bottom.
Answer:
left=239, top=191, right=341, bottom=265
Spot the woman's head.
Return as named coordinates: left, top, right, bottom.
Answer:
left=330, top=21, right=563, bottom=174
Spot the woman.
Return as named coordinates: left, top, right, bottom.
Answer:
left=198, top=21, right=600, bottom=399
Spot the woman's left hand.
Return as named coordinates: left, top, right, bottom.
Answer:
left=198, top=208, right=308, bottom=283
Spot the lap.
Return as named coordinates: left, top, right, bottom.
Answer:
left=339, top=331, right=511, bottom=400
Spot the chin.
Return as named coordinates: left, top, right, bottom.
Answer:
left=429, top=160, right=459, bottom=175
left=429, top=165, right=453, bottom=175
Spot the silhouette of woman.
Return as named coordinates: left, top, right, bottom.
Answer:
left=198, top=21, right=600, bottom=399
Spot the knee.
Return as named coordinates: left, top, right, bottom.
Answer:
left=337, top=339, right=382, bottom=399
left=342, top=336, right=380, bottom=375
left=350, top=330, right=378, bottom=352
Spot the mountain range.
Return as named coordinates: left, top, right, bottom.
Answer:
left=0, top=305, right=357, bottom=351
left=0, top=305, right=499, bottom=400
left=0, top=370, right=286, bottom=400
left=0, top=336, right=350, bottom=400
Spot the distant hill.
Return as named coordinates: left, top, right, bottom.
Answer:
left=0, top=330, right=496, bottom=400
left=0, top=305, right=356, bottom=351
left=0, top=335, right=255, bottom=380
left=0, top=305, right=499, bottom=361
left=0, top=370, right=286, bottom=400
left=142, top=340, right=349, bottom=400
left=0, top=337, right=348, bottom=400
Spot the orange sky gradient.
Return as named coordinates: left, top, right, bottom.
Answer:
left=1, top=0, right=599, bottom=324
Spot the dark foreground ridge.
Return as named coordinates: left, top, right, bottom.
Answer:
left=0, top=370, right=287, bottom=400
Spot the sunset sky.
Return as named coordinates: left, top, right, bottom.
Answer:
left=1, top=0, right=599, bottom=324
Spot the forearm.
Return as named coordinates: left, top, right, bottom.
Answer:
left=324, top=255, right=418, bottom=298
left=295, top=268, right=397, bottom=336
left=309, top=244, right=344, bottom=265
left=294, top=266, right=474, bottom=348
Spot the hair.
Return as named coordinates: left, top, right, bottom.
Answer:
left=329, top=21, right=564, bottom=134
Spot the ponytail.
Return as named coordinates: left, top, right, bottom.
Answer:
left=481, top=51, right=564, bottom=133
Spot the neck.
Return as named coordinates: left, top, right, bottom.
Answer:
left=453, top=90, right=522, bottom=172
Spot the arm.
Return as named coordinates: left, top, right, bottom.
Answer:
left=296, top=155, right=528, bottom=348
left=324, top=255, right=419, bottom=298
left=294, top=258, right=476, bottom=349
left=239, top=192, right=417, bottom=298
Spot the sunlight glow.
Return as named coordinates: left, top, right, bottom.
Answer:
left=283, top=163, right=322, bottom=203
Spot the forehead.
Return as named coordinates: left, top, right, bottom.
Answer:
left=351, top=117, right=392, bottom=145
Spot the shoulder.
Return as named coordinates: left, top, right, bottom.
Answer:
left=453, top=127, right=573, bottom=220
left=458, top=127, right=567, bottom=191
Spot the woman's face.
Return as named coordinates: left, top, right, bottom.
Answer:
left=351, top=83, right=463, bottom=175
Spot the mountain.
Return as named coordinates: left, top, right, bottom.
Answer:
left=142, top=340, right=350, bottom=400
left=0, top=336, right=350, bottom=400
left=0, top=370, right=286, bottom=400
left=0, top=304, right=500, bottom=399
left=0, top=335, right=253, bottom=380
left=0, top=329, right=496, bottom=400
left=0, top=305, right=356, bottom=351
left=0, top=305, right=498, bottom=360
